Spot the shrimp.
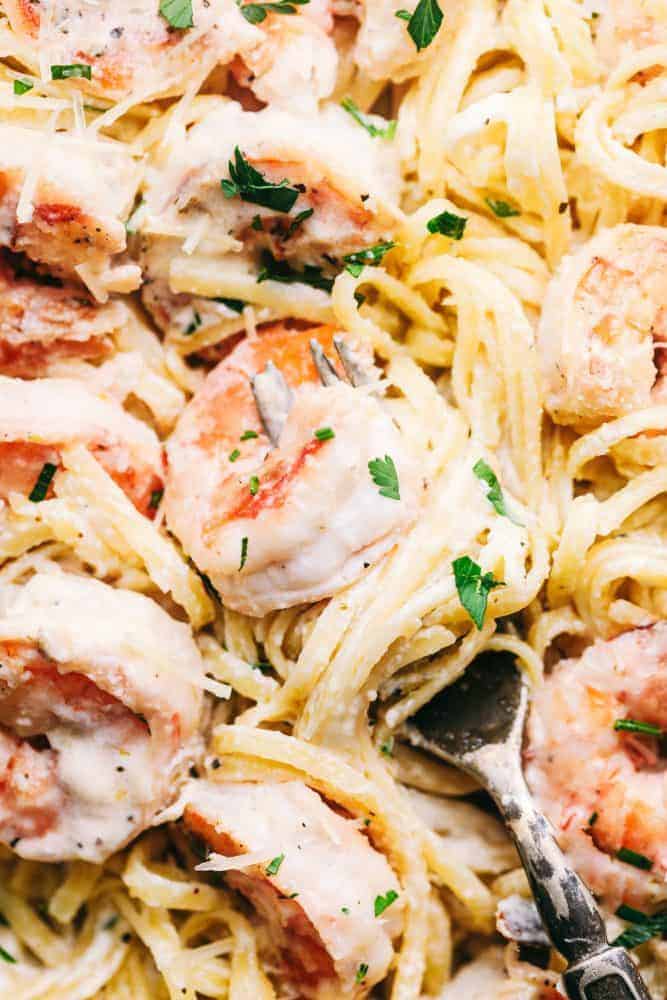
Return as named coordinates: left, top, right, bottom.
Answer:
left=138, top=101, right=400, bottom=323
left=185, top=779, right=403, bottom=998
left=3, top=0, right=338, bottom=105
left=537, top=224, right=667, bottom=428
left=596, top=1, right=667, bottom=72
left=0, top=572, right=204, bottom=861
left=0, top=123, right=140, bottom=300
left=0, top=375, right=164, bottom=518
left=525, top=623, right=667, bottom=909
left=163, top=322, right=421, bottom=616
left=0, top=251, right=123, bottom=377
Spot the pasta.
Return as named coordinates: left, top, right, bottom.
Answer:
left=0, top=0, right=665, bottom=996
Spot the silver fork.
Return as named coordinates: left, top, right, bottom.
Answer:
left=403, top=653, right=653, bottom=1000
left=251, top=337, right=369, bottom=446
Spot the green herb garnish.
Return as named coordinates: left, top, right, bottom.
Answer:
left=427, top=210, right=466, bottom=239
left=249, top=475, right=259, bottom=496
left=0, top=945, right=16, bottom=964
left=184, top=310, right=201, bottom=335
left=239, top=536, right=248, bottom=570
left=214, top=296, right=246, bottom=313
left=160, top=0, right=193, bottom=27
left=343, top=241, right=396, bottom=277
left=314, top=427, right=335, bottom=441
left=13, top=79, right=33, bottom=95
left=257, top=251, right=333, bottom=292
left=222, top=147, right=299, bottom=213
left=240, top=430, right=259, bottom=441
left=617, top=847, right=654, bottom=871
left=374, top=890, right=399, bottom=917
left=284, top=208, right=314, bottom=239
left=29, top=462, right=57, bottom=503
left=473, top=459, right=511, bottom=520
left=50, top=63, right=92, bottom=80
left=612, top=904, right=667, bottom=949
left=149, top=489, right=163, bottom=510
left=341, top=97, right=397, bottom=140
left=265, top=853, right=285, bottom=875
left=239, top=0, right=309, bottom=25
left=356, top=962, right=369, bottom=984
left=401, top=0, right=443, bottom=51
left=485, top=197, right=520, bottom=218
left=614, top=719, right=662, bottom=737
left=229, top=449, right=241, bottom=462
left=368, top=455, right=400, bottom=501
left=452, top=555, right=503, bottom=630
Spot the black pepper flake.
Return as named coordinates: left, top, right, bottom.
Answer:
left=558, top=201, right=568, bottom=214
left=211, top=758, right=221, bottom=770
left=121, top=932, right=132, bottom=943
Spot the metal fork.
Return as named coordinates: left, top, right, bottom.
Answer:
left=251, top=337, right=369, bottom=446
left=403, top=653, right=653, bottom=1000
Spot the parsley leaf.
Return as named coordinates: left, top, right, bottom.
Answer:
left=184, top=310, right=202, bottom=335
left=160, top=0, right=193, bottom=28
left=614, top=719, right=661, bottom=737
left=427, top=210, right=466, bottom=239
left=29, top=462, right=57, bottom=503
left=473, top=459, right=508, bottom=518
left=0, top=945, right=16, bottom=964
left=395, top=8, right=411, bottom=18
left=368, top=455, right=400, bottom=501
left=214, top=296, right=246, bottom=313
left=13, top=78, right=33, bottom=95
left=265, top=853, right=285, bottom=875
left=374, top=890, right=399, bottom=916
left=356, top=963, right=369, bottom=984
left=452, top=555, right=503, bottom=630
left=613, top=904, right=667, bottom=949
left=343, top=241, right=396, bottom=277
left=403, top=0, right=443, bottom=51
left=239, top=536, right=248, bottom=570
left=51, top=63, right=92, bottom=80
left=240, top=430, right=259, bottom=441
left=249, top=475, right=260, bottom=496
left=284, top=207, right=314, bottom=239
left=257, top=251, right=333, bottom=292
left=380, top=737, right=394, bottom=757
left=341, top=97, right=397, bottom=140
left=229, top=449, right=241, bottom=462
left=149, top=489, right=163, bottom=510
left=314, top=427, right=335, bottom=441
left=617, top=847, right=653, bottom=871
left=222, top=148, right=299, bottom=213
left=239, top=0, right=309, bottom=24
left=485, top=197, right=520, bottom=218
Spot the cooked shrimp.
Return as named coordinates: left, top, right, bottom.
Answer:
left=0, top=123, right=140, bottom=299
left=163, top=322, right=420, bottom=616
left=0, top=375, right=164, bottom=518
left=537, top=224, right=667, bottom=427
left=526, top=623, right=667, bottom=909
left=0, top=252, right=123, bottom=377
left=596, top=1, right=667, bottom=71
left=0, top=571, right=204, bottom=861
left=185, top=780, right=403, bottom=998
left=3, top=0, right=338, bottom=105
left=138, top=101, right=400, bottom=311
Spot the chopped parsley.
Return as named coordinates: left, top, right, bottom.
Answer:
left=380, top=737, right=394, bottom=757
left=265, top=853, right=285, bottom=875
left=341, top=97, right=397, bottom=140
left=103, top=915, right=119, bottom=931
left=401, top=0, right=443, bottom=51
left=239, top=0, right=309, bottom=25
left=452, top=555, right=503, bottom=630
left=617, top=847, right=653, bottom=871
left=368, top=455, right=400, bottom=501
left=214, top=296, right=246, bottom=313
left=473, top=459, right=511, bottom=520
left=222, top=147, right=299, bottom=213
left=485, top=197, right=520, bottom=218
left=374, top=890, right=399, bottom=916
left=343, top=241, right=396, bottom=278
left=159, top=0, right=193, bottom=28
left=50, top=63, right=92, bottom=80
left=13, top=78, right=33, bottom=95
left=427, top=210, right=467, bottom=239
left=614, top=719, right=661, bottom=737
left=239, top=536, right=248, bottom=570
left=229, top=449, right=241, bottom=462
left=0, top=945, right=16, bottom=964
left=284, top=207, right=314, bottom=239
left=29, top=462, right=57, bottom=503
left=249, top=475, right=260, bottom=496
left=588, top=811, right=598, bottom=827
left=240, top=430, right=259, bottom=441
left=341, top=906, right=350, bottom=914
left=257, top=251, right=333, bottom=292
left=314, top=427, right=335, bottom=441
left=148, top=489, right=163, bottom=510
left=184, top=310, right=202, bottom=335
left=251, top=214, right=264, bottom=231
left=355, top=962, right=369, bottom=984
left=613, top=904, right=667, bottom=949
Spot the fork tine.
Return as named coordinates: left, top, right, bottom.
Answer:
left=251, top=362, right=293, bottom=447
left=333, top=336, right=371, bottom=386
left=309, top=339, right=340, bottom=387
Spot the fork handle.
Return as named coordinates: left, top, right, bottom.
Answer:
left=486, top=764, right=652, bottom=1000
